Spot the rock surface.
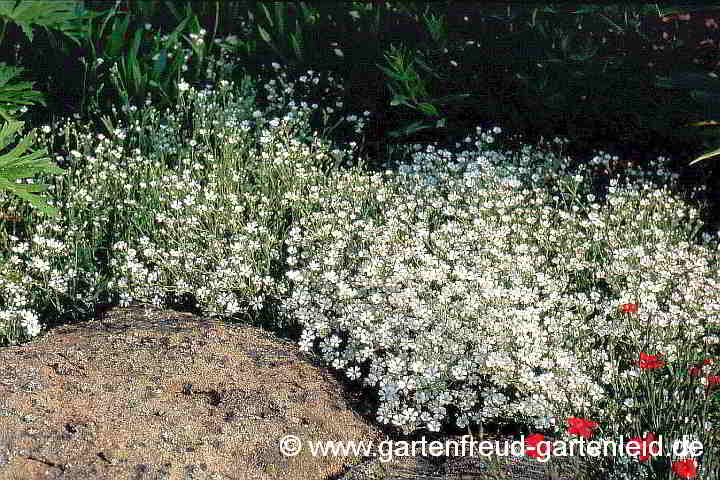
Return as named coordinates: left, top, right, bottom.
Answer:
left=0, top=305, right=385, bottom=480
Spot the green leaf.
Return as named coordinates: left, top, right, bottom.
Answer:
left=129, top=27, right=143, bottom=63
left=689, top=146, right=720, bottom=166
left=0, top=179, right=48, bottom=193
left=107, top=14, right=130, bottom=57
left=0, top=63, right=45, bottom=122
left=389, top=95, right=410, bottom=107
left=417, top=102, right=439, bottom=117
left=388, top=120, right=430, bottom=138
left=275, top=2, right=285, bottom=36
left=260, top=3, right=274, bottom=28
left=377, top=64, right=413, bottom=83
left=290, top=33, right=303, bottom=61
left=656, top=72, right=720, bottom=91
left=0, top=0, right=93, bottom=45
left=258, top=24, right=272, bottom=44
left=0, top=121, right=65, bottom=217
left=299, top=2, right=317, bottom=25
left=152, top=50, right=168, bottom=77
left=430, top=93, right=471, bottom=105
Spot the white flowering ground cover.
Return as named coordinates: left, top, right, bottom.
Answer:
left=0, top=63, right=719, bottom=478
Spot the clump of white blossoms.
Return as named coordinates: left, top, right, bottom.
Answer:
left=282, top=128, right=720, bottom=435
left=0, top=63, right=370, bottom=343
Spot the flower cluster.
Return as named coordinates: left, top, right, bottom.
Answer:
left=0, top=64, right=370, bottom=341
left=281, top=129, right=720, bottom=436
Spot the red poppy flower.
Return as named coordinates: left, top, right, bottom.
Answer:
left=524, top=433, right=550, bottom=460
left=620, top=303, right=638, bottom=313
left=708, top=375, right=720, bottom=391
left=567, top=417, right=598, bottom=439
left=626, top=433, right=659, bottom=462
left=672, top=458, right=698, bottom=478
left=636, top=353, right=665, bottom=369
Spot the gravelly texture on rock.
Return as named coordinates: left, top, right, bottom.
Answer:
left=0, top=305, right=384, bottom=480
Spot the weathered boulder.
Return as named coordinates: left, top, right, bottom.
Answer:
left=0, top=305, right=385, bottom=480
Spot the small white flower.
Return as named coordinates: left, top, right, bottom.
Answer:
left=178, top=80, right=190, bottom=92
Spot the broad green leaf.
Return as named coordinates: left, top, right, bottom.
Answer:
left=0, top=63, right=45, bottom=122
left=0, top=0, right=92, bottom=45
left=0, top=181, right=60, bottom=216
left=0, top=179, right=48, bottom=193
left=0, top=120, right=23, bottom=151
left=0, top=121, right=65, bottom=216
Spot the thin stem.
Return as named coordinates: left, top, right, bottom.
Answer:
left=0, top=19, right=6, bottom=48
left=208, top=0, right=219, bottom=64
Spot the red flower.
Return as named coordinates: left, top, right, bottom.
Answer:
left=567, top=417, right=598, bottom=439
left=636, top=352, right=665, bottom=369
left=708, top=375, right=720, bottom=391
left=672, top=458, right=698, bottom=478
left=621, top=303, right=638, bottom=313
left=689, top=358, right=714, bottom=377
left=626, top=433, right=659, bottom=462
left=524, top=433, right=550, bottom=460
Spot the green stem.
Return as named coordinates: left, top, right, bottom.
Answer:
left=208, top=0, right=219, bottom=64
left=0, top=19, right=6, bottom=49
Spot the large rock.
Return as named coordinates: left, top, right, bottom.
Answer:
left=0, top=305, right=386, bottom=479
